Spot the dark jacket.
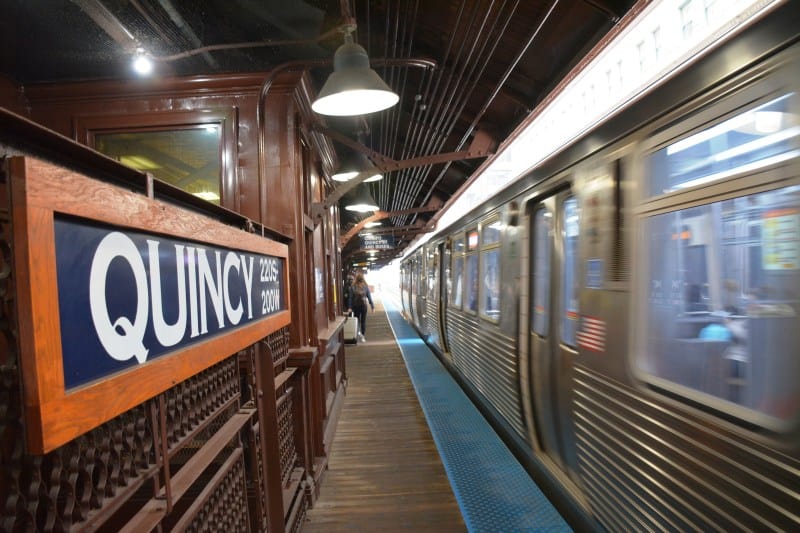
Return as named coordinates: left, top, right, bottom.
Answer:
left=348, top=281, right=374, bottom=310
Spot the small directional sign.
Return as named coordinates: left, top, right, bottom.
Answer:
left=360, top=234, right=395, bottom=250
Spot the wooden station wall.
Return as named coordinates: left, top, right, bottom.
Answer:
left=0, top=71, right=348, bottom=531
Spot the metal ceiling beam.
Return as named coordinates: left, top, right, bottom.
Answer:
left=313, top=123, right=491, bottom=172
left=339, top=205, right=440, bottom=247
left=157, top=0, right=218, bottom=67
left=71, top=0, right=139, bottom=52
left=581, top=0, right=624, bottom=21
left=360, top=223, right=425, bottom=235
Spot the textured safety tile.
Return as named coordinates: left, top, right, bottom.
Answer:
left=384, top=295, right=571, bottom=532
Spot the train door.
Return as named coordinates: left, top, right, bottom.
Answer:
left=438, top=241, right=451, bottom=355
left=525, top=189, right=581, bottom=482
left=408, top=257, right=417, bottom=323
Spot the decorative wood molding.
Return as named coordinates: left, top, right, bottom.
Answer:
left=7, top=155, right=291, bottom=453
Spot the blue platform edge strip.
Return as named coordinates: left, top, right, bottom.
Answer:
left=383, top=295, right=571, bottom=533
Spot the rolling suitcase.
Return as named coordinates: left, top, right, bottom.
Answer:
left=343, top=313, right=359, bottom=344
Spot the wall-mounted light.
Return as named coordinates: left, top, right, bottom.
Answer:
left=312, top=27, right=399, bottom=116
left=132, top=47, right=153, bottom=76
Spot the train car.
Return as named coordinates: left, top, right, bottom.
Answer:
left=401, top=3, right=799, bottom=530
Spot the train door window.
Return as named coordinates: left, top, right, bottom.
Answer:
left=533, top=208, right=552, bottom=336
left=637, top=90, right=800, bottom=427
left=561, top=196, right=580, bottom=345
left=465, top=229, right=479, bottom=313
left=450, top=236, right=465, bottom=308
left=427, top=247, right=438, bottom=302
left=480, top=217, right=502, bottom=321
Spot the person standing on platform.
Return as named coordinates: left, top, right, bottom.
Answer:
left=347, top=273, right=374, bottom=342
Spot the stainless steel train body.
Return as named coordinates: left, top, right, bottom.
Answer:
left=400, top=5, right=799, bottom=530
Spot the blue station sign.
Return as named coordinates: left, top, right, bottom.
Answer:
left=360, top=233, right=395, bottom=250
left=54, top=216, right=286, bottom=390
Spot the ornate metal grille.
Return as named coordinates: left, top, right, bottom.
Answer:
left=276, top=387, right=298, bottom=486
left=265, top=327, right=290, bottom=365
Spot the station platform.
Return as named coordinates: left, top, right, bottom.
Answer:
left=303, top=293, right=570, bottom=532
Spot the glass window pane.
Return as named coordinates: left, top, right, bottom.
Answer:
left=451, top=256, right=463, bottom=307
left=562, top=197, right=580, bottom=345
left=480, top=249, right=501, bottom=320
left=482, top=219, right=502, bottom=245
left=465, top=254, right=478, bottom=312
left=428, top=250, right=437, bottom=301
left=467, top=229, right=479, bottom=251
left=95, top=127, right=222, bottom=204
left=640, top=185, right=800, bottom=422
left=533, top=208, right=552, bottom=335
left=647, top=92, right=800, bottom=197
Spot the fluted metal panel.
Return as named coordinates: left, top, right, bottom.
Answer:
left=573, top=365, right=800, bottom=531
left=446, top=310, right=527, bottom=439
left=425, top=292, right=443, bottom=352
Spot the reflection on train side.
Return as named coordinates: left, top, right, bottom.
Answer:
left=641, top=90, right=800, bottom=421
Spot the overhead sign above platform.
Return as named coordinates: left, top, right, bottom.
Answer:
left=360, top=233, right=394, bottom=250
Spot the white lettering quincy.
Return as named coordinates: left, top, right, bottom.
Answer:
left=89, top=232, right=150, bottom=364
left=89, top=232, right=273, bottom=365
left=148, top=241, right=187, bottom=347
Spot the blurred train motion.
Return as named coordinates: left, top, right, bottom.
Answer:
left=400, top=4, right=799, bottom=530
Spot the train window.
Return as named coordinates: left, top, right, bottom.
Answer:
left=450, top=236, right=465, bottom=308
left=480, top=250, right=500, bottom=320
left=532, top=208, right=552, bottom=336
left=465, top=229, right=479, bottom=312
left=640, top=184, right=800, bottom=424
left=648, top=92, right=800, bottom=197
left=427, top=247, right=437, bottom=302
left=465, top=253, right=479, bottom=313
left=480, top=217, right=502, bottom=321
left=467, top=229, right=479, bottom=251
left=482, top=218, right=502, bottom=245
left=95, top=126, right=222, bottom=204
left=562, top=197, right=580, bottom=345
left=453, top=236, right=466, bottom=254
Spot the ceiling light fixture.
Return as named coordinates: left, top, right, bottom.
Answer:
left=344, top=184, right=379, bottom=212
left=332, top=150, right=382, bottom=182
left=312, top=26, right=399, bottom=116
left=132, top=47, right=153, bottom=76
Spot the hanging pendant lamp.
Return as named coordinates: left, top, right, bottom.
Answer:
left=312, top=29, right=399, bottom=116
left=344, top=183, right=379, bottom=212
left=332, top=150, right=383, bottom=182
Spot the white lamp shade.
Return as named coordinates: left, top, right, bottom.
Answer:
left=312, top=40, right=399, bottom=116
left=344, top=184, right=379, bottom=212
left=332, top=151, right=383, bottom=182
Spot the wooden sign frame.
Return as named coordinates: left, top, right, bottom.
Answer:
left=6, top=156, right=291, bottom=454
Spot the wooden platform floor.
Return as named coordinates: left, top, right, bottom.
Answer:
left=302, top=296, right=466, bottom=532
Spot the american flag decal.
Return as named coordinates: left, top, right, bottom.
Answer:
left=576, top=315, right=606, bottom=353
